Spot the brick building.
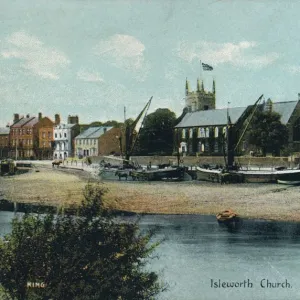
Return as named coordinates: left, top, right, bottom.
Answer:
left=9, top=114, right=39, bottom=159
left=36, top=113, right=55, bottom=159
left=98, top=127, right=122, bottom=156
left=0, top=127, right=10, bottom=158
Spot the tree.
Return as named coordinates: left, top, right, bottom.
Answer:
left=247, top=110, right=289, bottom=156
left=138, top=109, right=177, bottom=155
left=0, top=184, right=164, bottom=300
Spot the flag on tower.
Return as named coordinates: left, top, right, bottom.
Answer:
left=202, top=63, right=213, bottom=71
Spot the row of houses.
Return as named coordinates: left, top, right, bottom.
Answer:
left=0, top=113, right=122, bottom=160
left=2, top=79, right=300, bottom=160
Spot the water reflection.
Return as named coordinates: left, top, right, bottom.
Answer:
left=1, top=212, right=300, bottom=300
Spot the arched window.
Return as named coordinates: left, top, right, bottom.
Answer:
left=293, top=117, right=300, bottom=141
left=205, top=128, right=209, bottom=138
left=223, top=126, right=227, bottom=137
left=199, top=128, right=205, bottom=138
left=214, top=127, right=219, bottom=138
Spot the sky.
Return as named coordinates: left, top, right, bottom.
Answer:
left=1, top=0, right=300, bottom=127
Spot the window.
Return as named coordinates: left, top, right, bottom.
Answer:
left=48, top=131, right=51, bottom=138
left=60, top=133, right=62, bottom=138
left=199, top=128, right=205, bottom=138
left=204, top=141, right=209, bottom=152
left=223, top=126, right=227, bottom=137
left=42, top=132, right=46, bottom=138
left=205, top=128, right=209, bottom=138
left=189, top=128, right=193, bottom=138
left=55, top=133, right=57, bottom=138
left=94, top=139, right=96, bottom=145
left=182, top=129, right=186, bottom=138
left=64, top=133, right=67, bottom=138
left=214, top=127, right=219, bottom=138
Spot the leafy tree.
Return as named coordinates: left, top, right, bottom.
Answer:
left=0, top=184, right=164, bottom=300
left=138, top=109, right=177, bottom=155
left=247, top=110, right=289, bottom=156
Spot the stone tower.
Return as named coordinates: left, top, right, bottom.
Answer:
left=185, top=78, right=216, bottom=112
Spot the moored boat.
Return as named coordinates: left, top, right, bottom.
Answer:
left=216, top=209, right=240, bottom=224
left=130, top=166, right=185, bottom=181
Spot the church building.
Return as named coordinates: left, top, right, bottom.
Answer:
left=175, top=79, right=300, bottom=156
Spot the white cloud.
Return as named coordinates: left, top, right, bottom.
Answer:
left=1, top=31, right=70, bottom=79
left=284, top=65, right=300, bottom=74
left=176, top=40, right=279, bottom=69
left=94, top=34, right=150, bottom=81
left=77, top=70, right=104, bottom=82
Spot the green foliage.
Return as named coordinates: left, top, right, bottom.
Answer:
left=0, top=184, right=164, bottom=300
left=138, top=108, right=177, bottom=155
left=247, top=110, right=289, bottom=156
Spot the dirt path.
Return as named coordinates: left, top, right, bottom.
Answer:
left=1, top=165, right=300, bottom=221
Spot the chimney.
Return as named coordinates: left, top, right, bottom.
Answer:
left=55, top=114, right=60, bottom=125
left=38, top=112, right=42, bottom=120
left=13, top=114, right=20, bottom=123
left=68, top=115, right=79, bottom=124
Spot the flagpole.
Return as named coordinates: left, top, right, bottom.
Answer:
left=200, top=60, right=203, bottom=81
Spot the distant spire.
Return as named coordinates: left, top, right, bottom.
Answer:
left=197, top=78, right=201, bottom=92
left=201, top=80, right=204, bottom=91
left=212, top=79, right=216, bottom=94
left=185, top=78, right=190, bottom=95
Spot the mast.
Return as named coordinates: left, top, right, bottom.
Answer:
left=226, top=94, right=264, bottom=170
left=123, top=97, right=152, bottom=164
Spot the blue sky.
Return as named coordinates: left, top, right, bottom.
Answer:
left=1, top=0, right=300, bottom=127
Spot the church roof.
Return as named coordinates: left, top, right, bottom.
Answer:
left=175, top=100, right=299, bottom=128
left=271, top=101, right=298, bottom=124
left=175, top=107, right=247, bottom=128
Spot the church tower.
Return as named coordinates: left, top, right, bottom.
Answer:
left=185, top=78, right=216, bottom=112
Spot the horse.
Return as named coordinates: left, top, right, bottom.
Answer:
left=115, top=170, right=128, bottom=180
left=52, top=159, right=63, bottom=168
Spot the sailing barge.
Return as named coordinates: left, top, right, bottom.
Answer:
left=196, top=94, right=300, bottom=184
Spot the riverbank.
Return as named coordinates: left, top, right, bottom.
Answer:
left=1, top=164, right=300, bottom=222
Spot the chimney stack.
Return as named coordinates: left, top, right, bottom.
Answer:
left=55, top=114, right=60, bottom=125
left=26, top=114, right=30, bottom=118
left=13, top=114, right=20, bottom=123
left=38, top=112, right=42, bottom=120
left=68, top=115, right=79, bottom=124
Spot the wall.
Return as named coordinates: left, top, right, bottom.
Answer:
left=90, top=155, right=299, bottom=168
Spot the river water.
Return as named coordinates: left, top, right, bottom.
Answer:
left=1, top=211, right=300, bottom=300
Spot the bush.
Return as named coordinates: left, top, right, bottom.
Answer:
left=0, top=184, right=164, bottom=300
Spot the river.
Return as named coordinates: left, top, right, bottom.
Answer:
left=1, top=211, right=300, bottom=300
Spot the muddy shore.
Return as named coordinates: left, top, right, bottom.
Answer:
left=1, top=165, right=300, bottom=222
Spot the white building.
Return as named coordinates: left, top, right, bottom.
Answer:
left=53, top=115, right=80, bottom=159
